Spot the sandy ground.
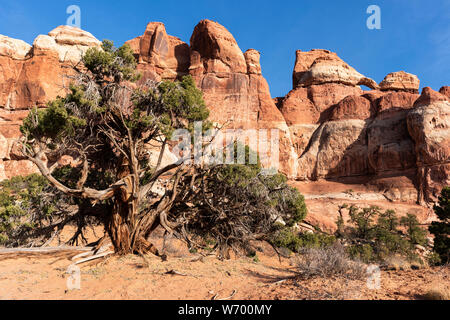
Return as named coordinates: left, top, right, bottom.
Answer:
left=0, top=239, right=448, bottom=300
left=0, top=179, right=446, bottom=301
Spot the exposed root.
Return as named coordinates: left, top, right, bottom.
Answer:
left=165, top=269, right=188, bottom=276
left=212, top=290, right=237, bottom=300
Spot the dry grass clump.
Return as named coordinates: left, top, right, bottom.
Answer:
left=383, top=255, right=412, bottom=271
left=422, top=284, right=450, bottom=300
left=295, top=243, right=366, bottom=280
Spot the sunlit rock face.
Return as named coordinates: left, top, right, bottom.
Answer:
left=125, top=22, right=190, bottom=82
left=407, top=87, right=450, bottom=203
left=188, top=20, right=298, bottom=177
left=0, top=26, right=101, bottom=178
left=0, top=20, right=449, bottom=213
left=379, top=71, right=420, bottom=93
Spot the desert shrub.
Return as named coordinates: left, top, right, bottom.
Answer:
left=427, top=252, right=443, bottom=266
left=269, top=227, right=336, bottom=253
left=429, top=187, right=450, bottom=264
left=347, top=244, right=375, bottom=263
left=422, top=287, right=450, bottom=300
left=0, top=173, right=106, bottom=247
left=295, top=243, right=366, bottom=279
left=0, top=174, right=75, bottom=247
left=337, top=205, right=428, bottom=263
left=401, top=214, right=428, bottom=247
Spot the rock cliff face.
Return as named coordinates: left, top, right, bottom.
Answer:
left=277, top=47, right=448, bottom=207
left=125, top=22, right=190, bottom=82
left=0, top=20, right=448, bottom=230
left=129, top=20, right=298, bottom=176
left=407, top=88, right=450, bottom=203
left=0, top=26, right=101, bottom=179
left=188, top=20, right=297, bottom=175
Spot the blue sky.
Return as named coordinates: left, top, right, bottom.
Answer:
left=0, top=0, right=448, bottom=97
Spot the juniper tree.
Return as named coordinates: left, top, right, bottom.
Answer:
left=19, top=40, right=307, bottom=256
left=429, top=187, right=450, bottom=264
left=20, top=41, right=211, bottom=254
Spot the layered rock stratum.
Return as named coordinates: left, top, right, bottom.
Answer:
left=0, top=20, right=448, bottom=231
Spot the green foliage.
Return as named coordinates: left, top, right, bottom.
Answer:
left=0, top=175, right=51, bottom=245
left=338, top=205, right=429, bottom=263
left=19, top=38, right=221, bottom=254
left=429, top=187, right=450, bottom=264
left=214, top=144, right=260, bottom=187
left=175, top=144, right=308, bottom=256
left=400, top=214, right=428, bottom=246
left=213, top=148, right=307, bottom=227
left=260, top=173, right=307, bottom=226
left=348, top=205, right=379, bottom=240
left=131, top=75, right=211, bottom=138
left=83, top=40, right=140, bottom=82
left=269, top=227, right=336, bottom=253
left=347, top=244, right=374, bottom=263
left=427, top=251, right=442, bottom=266
left=21, top=89, right=87, bottom=141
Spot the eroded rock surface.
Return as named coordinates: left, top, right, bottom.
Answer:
left=407, top=88, right=450, bottom=203
left=379, top=71, right=420, bottom=93
left=0, top=26, right=101, bottom=179
left=0, top=21, right=449, bottom=229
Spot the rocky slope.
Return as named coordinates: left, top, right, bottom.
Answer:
left=0, top=20, right=448, bottom=230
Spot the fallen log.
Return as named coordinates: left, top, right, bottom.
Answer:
left=0, top=246, right=94, bottom=255
left=72, top=251, right=114, bottom=265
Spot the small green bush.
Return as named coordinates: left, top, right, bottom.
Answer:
left=269, top=227, right=336, bottom=253
left=338, top=205, right=429, bottom=263
left=0, top=174, right=72, bottom=247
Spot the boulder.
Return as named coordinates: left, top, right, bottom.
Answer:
left=379, top=71, right=420, bottom=93
left=293, top=49, right=378, bottom=89
left=0, top=35, right=31, bottom=60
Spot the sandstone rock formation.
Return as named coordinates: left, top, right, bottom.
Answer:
left=125, top=22, right=190, bottom=82
left=293, top=49, right=379, bottom=90
left=278, top=45, right=448, bottom=209
left=0, top=20, right=449, bottom=231
left=189, top=20, right=298, bottom=175
left=128, top=20, right=298, bottom=176
left=280, top=51, right=379, bottom=159
left=407, top=87, right=450, bottom=203
left=379, top=71, right=420, bottom=93
left=0, top=26, right=101, bottom=179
